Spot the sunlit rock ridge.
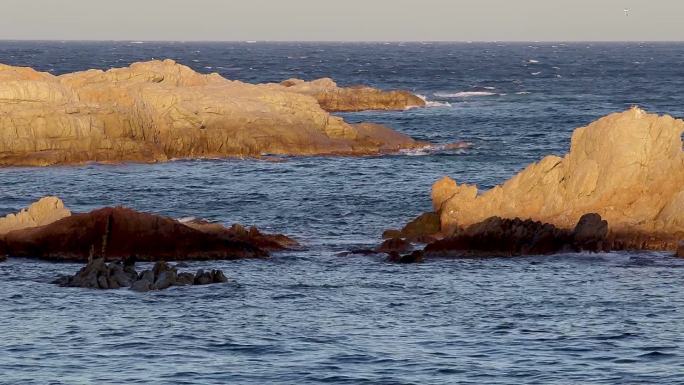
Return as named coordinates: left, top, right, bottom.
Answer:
left=0, top=59, right=425, bottom=166
left=432, top=108, right=684, bottom=246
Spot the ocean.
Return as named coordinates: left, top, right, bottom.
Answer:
left=1, top=41, right=684, bottom=384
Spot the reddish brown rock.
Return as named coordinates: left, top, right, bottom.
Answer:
left=677, top=242, right=684, bottom=258
left=182, top=220, right=298, bottom=251
left=2, top=206, right=281, bottom=262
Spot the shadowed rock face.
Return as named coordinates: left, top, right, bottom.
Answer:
left=424, top=214, right=609, bottom=258
left=0, top=60, right=425, bottom=167
left=2, top=206, right=295, bottom=262
left=430, top=108, right=684, bottom=249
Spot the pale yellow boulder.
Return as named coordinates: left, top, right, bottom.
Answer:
left=0, top=197, right=71, bottom=235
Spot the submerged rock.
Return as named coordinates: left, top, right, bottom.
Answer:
left=56, top=259, right=231, bottom=291
left=418, top=108, right=684, bottom=251
left=0, top=60, right=427, bottom=167
left=2, top=205, right=295, bottom=262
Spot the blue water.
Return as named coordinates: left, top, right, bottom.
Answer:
left=1, top=42, right=684, bottom=384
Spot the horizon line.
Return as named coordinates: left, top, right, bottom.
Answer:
left=2, top=39, right=684, bottom=44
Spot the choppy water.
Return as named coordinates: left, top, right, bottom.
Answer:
left=1, top=42, right=684, bottom=384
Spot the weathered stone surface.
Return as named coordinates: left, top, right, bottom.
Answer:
left=431, top=108, right=684, bottom=250
left=56, top=259, right=230, bottom=291
left=3, top=206, right=271, bottom=262
left=277, top=77, right=426, bottom=112
left=0, top=197, right=71, bottom=235
left=0, top=60, right=425, bottom=167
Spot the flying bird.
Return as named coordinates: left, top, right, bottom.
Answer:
left=624, top=8, right=630, bottom=16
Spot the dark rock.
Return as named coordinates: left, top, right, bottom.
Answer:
left=138, top=270, right=154, bottom=284
left=381, top=229, right=402, bottom=239
left=153, top=269, right=178, bottom=290
left=572, top=213, right=608, bottom=251
left=3, top=207, right=270, bottom=262
left=211, top=269, right=229, bottom=283
left=386, top=250, right=424, bottom=264
left=130, top=279, right=151, bottom=292
left=194, top=269, right=214, bottom=285
left=377, top=238, right=413, bottom=254
left=176, top=272, right=196, bottom=286
left=55, top=257, right=230, bottom=291
left=423, top=213, right=612, bottom=259
left=678, top=242, right=684, bottom=258
left=400, top=212, right=441, bottom=240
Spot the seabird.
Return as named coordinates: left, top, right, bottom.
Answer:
left=624, top=8, right=630, bottom=16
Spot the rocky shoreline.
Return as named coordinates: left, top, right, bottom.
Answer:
left=0, top=60, right=428, bottom=167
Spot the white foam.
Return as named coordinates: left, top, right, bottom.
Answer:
left=177, top=216, right=197, bottom=223
left=516, top=91, right=531, bottom=95
left=483, top=86, right=496, bottom=90
left=528, top=59, right=540, bottom=63
left=400, top=142, right=472, bottom=156
left=434, top=91, right=497, bottom=98
left=531, top=72, right=541, bottom=75
left=415, top=94, right=452, bottom=108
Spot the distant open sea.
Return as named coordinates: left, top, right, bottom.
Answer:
left=1, top=42, right=684, bottom=384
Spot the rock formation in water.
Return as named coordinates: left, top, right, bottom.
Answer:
left=54, top=258, right=229, bottom=291
left=0, top=196, right=71, bottom=235
left=277, top=78, right=425, bottom=112
left=423, top=213, right=608, bottom=258
left=0, top=60, right=426, bottom=166
left=429, top=108, right=684, bottom=250
left=0, top=198, right=296, bottom=262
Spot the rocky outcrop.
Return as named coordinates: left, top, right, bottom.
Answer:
left=54, top=258, right=229, bottom=291
left=2, top=205, right=296, bottom=262
left=424, top=213, right=609, bottom=258
left=382, top=212, right=442, bottom=242
left=431, top=108, right=684, bottom=250
left=677, top=242, right=684, bottom=258
left=0, top=197, right=71, bottom=235
left=278, top=78, right=425, bottom=112
left=0, top=60, right=426, bottom=167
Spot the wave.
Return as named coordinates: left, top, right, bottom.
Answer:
left=400, top=142, right=472, bottom=156
left=415, top=95, right=452, bottom=108
left=434, top=91, right=497, bottom=98
left=516, top=91, right=531, bottom=95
